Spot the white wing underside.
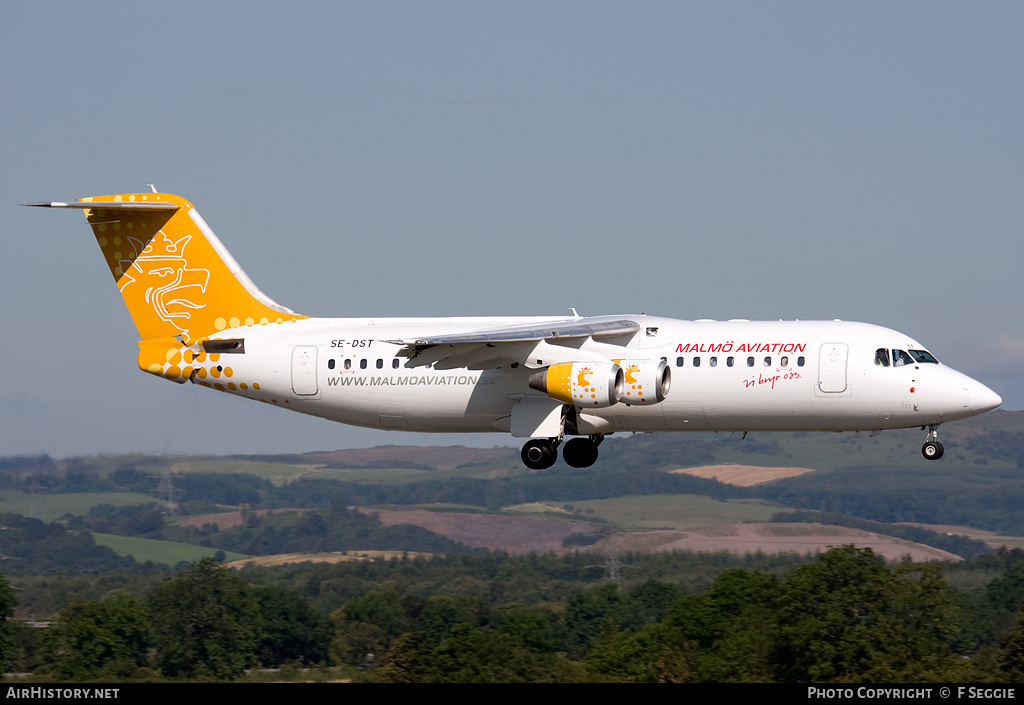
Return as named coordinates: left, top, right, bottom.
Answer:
left=386, top=317, right=642, bottom=370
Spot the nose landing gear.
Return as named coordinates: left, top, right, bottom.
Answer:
left=922, top=424, right=944, bottom=460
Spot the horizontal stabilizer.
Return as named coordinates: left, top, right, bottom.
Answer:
left=23, top=201, right=180, bottom=211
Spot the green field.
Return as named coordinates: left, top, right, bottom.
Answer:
left=0, top=491, right=157, bottom=523
left=93, top=533, right=250, bottom=565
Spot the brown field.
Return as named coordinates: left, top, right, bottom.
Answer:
left=301, top=445, right=517, bottom=471
left=177, top=500, right=974, bottom=566
left=600, top=522, right=961, bottom=562
left=201, top=509, right=970, bottom=567
left=358, top=508, right=963, bottom=562
left=672, top=463, right=816, bottom=486
left=363, top=508, right=597, bottom=554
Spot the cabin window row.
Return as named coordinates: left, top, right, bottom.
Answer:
left=675, top=356, right=806, bottom=368
left=327, top=358, right=403, bottom=370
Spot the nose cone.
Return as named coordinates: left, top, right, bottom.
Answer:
left=970, top=382, right=1002, bottom=414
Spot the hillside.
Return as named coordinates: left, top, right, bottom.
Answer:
left=0, top=410, right=1020, bottom=565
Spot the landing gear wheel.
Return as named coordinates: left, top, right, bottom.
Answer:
left=521, top=439, right=558, bottom=470
left=922, top=440, right=944, bottom=460
left=562, top=437, right=599, bottom=468
left=922, top=424, right=944, bottom=461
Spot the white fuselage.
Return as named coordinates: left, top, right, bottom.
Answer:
left=196, top=315, right=1001, bottom=437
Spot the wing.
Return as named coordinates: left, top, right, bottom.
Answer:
left=385, top=316, right=642, bottom=369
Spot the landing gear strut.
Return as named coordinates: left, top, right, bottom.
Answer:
left=922, top=424, right=944, bottom=460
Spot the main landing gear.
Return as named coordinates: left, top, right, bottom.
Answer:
left=521, top=434, right=605, bottom=470
left=521, top=438, right=559, bottom=470
left=922, top=424, right=944, bottom=460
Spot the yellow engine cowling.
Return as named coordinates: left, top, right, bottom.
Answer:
left=528, top=362, right=623, bottom=408
left=617, top=359, right=671, bottom=405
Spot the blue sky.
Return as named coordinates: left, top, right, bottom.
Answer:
left=2, top=2, right=1021, bottom=457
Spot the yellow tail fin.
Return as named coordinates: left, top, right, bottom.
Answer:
left=27, top=191, right=305, bottom=383
left=79, top=192, right=304, bottom=343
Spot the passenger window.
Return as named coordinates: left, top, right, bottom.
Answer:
left=727, top=356, right=734, bottom=367
left=359, top=359, right=367, bottom=369
left=763, top=356, right=771, bottom=367
left=780, top=356, right=788, bottom=368
left=797, top=356, right=805, bottom=367
left=344, top=359, right=352, bottom=370
left=392, top=359, right=400, bottom=369
left=875, top=348, right=890, bottom=367
left=693, top=357, right=701, bottom=367
left=376, top=358, right=384, bottom=369
left=328, top=359, right=336, bottom=370
left=676, top=357, right=684, bottom=367
left=747, top=357, right=755, bottom=367
left=710, top=356, right=717, bottom=367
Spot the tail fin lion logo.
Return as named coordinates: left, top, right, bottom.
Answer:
left=118, top=230, right=211, bottom=340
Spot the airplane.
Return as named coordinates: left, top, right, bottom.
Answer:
left=25, top=190, right=1002, bottom=469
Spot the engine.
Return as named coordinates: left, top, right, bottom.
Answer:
left=617, top=359, right=671, bottom=405
left=528, top=362, right=623, bottom=408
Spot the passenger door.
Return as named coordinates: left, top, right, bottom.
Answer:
left=817, top=343, right=848, bottom=394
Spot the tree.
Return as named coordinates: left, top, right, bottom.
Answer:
left=331, top=591, right=422, bottom=666
left=254, top=586, right=332, bottom=666
left=148, top=557, right=261, bottom=679
left=664, top=568, right=781, bottom=682
left=775, top=546, right=960, bottom=682
left=586, top=621, right=694, bottom=683
left=372, top=632, right=436, bottom=683
left=0, top=572, right=16, bottom=674
left=56, top=594, right=150, bottom=679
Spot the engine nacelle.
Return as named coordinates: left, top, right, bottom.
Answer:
left=528, top=362, right=623, bottom=408
left=617, top=359, right=671, bottom=405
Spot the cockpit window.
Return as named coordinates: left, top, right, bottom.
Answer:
left=908, top=349, right=939, bottom=364
left=892, top=349, right=914, bottom=367
left=875, top=348, right=890, bottom=367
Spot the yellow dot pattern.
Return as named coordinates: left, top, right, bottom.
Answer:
left=622, top=365, right=646, bottom=401
left=542, top=362, right=616, bottom=407
left=136, top=337, right=267, bottom=400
